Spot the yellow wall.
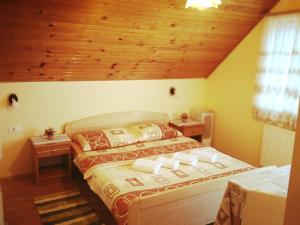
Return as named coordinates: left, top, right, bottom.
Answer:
left=271, top=0, right=300, bottom=13
left=284, top=102, right=300, bottom=225
left=0, top=79, right=206, bottom=177
left=205, top=0, right=300, bottom=166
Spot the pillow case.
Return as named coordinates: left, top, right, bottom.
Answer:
left=73, top=127, right=136, bottom=151
left=125, top=123, right=182, bottom=142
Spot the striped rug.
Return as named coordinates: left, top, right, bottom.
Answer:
left=33, top=189, right=105, bottom=225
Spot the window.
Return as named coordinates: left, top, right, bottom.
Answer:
left=253, top=14, right=300, bottom=130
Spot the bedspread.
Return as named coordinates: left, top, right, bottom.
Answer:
left=74, top=136, right=254, bottom=225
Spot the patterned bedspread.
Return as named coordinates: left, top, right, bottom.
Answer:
left=74, top=136, right=253, bottom=225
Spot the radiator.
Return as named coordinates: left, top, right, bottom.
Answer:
left=260, top=124, right=295, bottom=166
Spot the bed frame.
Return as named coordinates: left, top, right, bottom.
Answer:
left=64, top=111, right=243, bottom=225
left=128, top=177, right=229, bottom=225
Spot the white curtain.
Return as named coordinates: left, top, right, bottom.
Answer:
left=253, top=14, right=300, bottom=130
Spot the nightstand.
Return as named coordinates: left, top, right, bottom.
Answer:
left=30, top=134, right=72, bottom=185
left=169, top=119, right=204, bottom=141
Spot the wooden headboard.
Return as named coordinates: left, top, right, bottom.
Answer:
left=64, top=111, right=169, bottom=137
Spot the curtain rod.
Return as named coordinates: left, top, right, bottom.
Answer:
left=265, top=9, right=300, bottom=17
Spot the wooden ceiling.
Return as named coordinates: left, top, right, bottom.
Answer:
left=0, top=0, right=278, bottom=82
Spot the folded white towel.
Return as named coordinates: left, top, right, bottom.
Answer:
left=156, top=156, right=180, bottom=170
left=190, top=150, right=218, bottom=163
left=132, top=158, right=162, bottom=175
left=172, top=152, right=198, bottom=167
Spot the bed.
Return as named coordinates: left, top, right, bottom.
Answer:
left=65, top=111, right=254, bottom=225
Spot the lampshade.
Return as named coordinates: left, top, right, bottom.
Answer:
left=185, top=0, right=222, bottom=9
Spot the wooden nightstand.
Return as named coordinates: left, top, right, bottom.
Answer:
left=169, top=119, right=204, bottom=141
left=30, top=134, right=72, bottom=185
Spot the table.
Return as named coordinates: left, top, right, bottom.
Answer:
left=31, top=133, right=72, bottom=185
left=214, top=166, right=290, bottom=225
left=169, top=119, right=204, bottom=141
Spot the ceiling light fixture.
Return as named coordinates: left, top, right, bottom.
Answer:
left=185, top=0, right=222, bottom=9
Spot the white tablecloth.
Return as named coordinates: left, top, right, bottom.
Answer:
left=214, top=166, right=290, bottom=225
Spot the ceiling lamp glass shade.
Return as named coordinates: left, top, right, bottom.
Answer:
left=185, top=0, right=222, bottom=9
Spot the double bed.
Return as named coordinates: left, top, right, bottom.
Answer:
left=65, top=111, right=254, bottom=225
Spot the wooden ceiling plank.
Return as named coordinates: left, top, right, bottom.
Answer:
left=0, top=0, right=278, bottom=81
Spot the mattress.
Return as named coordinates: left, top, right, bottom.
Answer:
left=74, top=136, right=254, bottom=225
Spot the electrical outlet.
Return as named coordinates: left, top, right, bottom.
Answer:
left=8, top=125, right=23, bottom=133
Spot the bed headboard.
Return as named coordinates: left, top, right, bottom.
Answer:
left=64, top=111, right=169, bottom=137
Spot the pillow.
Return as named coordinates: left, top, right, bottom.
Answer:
left=73, top=127, right=136, bottom=151
left=158, top=123, right=183, bottom=139
left=126, top=123, right=182, bottom=142
left=72, top=134, right=91, bottom=151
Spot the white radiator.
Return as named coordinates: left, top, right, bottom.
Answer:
left=260, top=124, right=295, bottom=166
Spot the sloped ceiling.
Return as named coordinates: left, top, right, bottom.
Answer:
left=0, top=0, right=278, bottom=82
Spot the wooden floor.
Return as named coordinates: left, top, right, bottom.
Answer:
left=1, top=173, right=215, bottom=225
left=1, top=174, right=117, bottom=225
